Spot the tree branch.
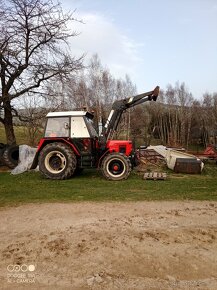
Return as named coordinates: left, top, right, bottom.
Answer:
left=11, top=71, right=60, bottom=99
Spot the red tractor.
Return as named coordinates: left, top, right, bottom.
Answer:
left=31, top=86, right=159, bottom=180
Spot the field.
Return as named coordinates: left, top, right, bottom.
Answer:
left=0, top=163, right=217, bottom=207
left=0, top=201, right=217, bottom=289
left=0, top=125, right=27, bottom=145
left=1, top=142, right=217, bottom=289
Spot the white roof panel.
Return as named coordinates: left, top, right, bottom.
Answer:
left=46, top=111, right=88, bottom=117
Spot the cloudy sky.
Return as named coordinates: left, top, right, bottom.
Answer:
left=62, top=0, right=217, bottom=99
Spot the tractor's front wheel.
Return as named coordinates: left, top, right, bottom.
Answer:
left=101, top=153, right=131, bottom=181
left=39, top=142, right=77, bottom=180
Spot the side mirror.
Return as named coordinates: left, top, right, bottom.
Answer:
left=64, top=122, right=69, bottom=130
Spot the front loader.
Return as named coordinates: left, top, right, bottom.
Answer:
left=31, top=86, right=159, bottom=180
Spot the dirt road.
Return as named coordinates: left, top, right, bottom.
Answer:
left=0, top=201, right=217, bottom=289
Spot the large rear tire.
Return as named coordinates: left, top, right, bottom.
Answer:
left=39, top=142, right=77, bottom=180
left=101, top=153, right=131, bottom=180
left=2, top=145, right=19, bottom=169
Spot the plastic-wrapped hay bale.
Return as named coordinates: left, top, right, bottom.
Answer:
left=11, top=145, right=37, bottom=175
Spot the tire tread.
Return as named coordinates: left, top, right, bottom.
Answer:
left=101, top=153, right=131, bottom=180
left=39, top=142, right=77, bottom=180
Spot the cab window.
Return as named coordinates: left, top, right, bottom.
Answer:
left=45, top=117, right=69, bottom=137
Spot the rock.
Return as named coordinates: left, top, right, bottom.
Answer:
left=95, top=274, right=103, bottom=283
left=166, top=275, right=176, bottom=282
left=86, top=276, right=95, bottom=286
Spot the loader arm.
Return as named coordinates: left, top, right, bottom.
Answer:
left=102, top=86, right=159, bottom=141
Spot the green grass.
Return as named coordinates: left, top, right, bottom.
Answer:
left=0, top=125, right=28, bottom=144
left=0, top=163, right=217, bottom=207
left=0, top=125, right=43, bottom=146
left=0, top=125, right=7, bottom=143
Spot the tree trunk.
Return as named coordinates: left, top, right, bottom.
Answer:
left=4, top=101, right=16, bottom=145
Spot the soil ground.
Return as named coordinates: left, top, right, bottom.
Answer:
left=0, top=201, right=217, bottom=289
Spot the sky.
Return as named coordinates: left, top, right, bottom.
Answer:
left=62, top=0, right=217, bottom=99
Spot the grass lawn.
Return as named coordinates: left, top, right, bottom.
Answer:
left=0, top=163, right=217, bottom=207
left=0, top=125, right=42, bottom=145
left=0, top=125, right=28, bottom=144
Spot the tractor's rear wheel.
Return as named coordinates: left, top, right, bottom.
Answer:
left=101, top=153, right=131, bottom=180
left=39, top=142, right=77, bottom=180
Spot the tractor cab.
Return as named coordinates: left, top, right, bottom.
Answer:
left=44, top=111, right=98, bottom=139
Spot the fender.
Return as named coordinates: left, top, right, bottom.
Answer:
left=30, top=138, right=80, bottom=169
left=97, top=149, right=110, bottom=168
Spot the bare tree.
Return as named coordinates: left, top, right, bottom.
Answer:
left=152, top=82, right=194, bottom=148
left=201, top=92, right=217, bottom=146
left=113, top=75, right=137, bottom=139
left=43, top=54, right=137, bottom=138
left=19, top=96, right=47, bottom=146
left=0, top=0, right=83, bottom=144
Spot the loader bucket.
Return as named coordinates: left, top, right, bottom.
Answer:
left=152, top=86, right=160, bottom=101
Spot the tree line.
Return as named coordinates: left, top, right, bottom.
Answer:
left=130, top=83, right=217, bottom=149
left=0, top=0, right=216, bottom=149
